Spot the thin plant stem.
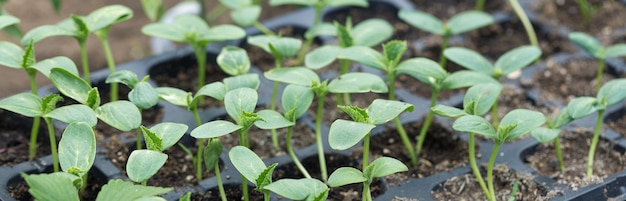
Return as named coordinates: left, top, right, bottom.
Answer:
left=191, top=106, right=205, bottom=181
left=315, top=93, right=328, bottom=182
left=99, top=35, right=119, bottom=101
left=476, top=0, right=486, bottom=10
left=509, top=0, right=539, bottom=47
left=295, top=6, right=322, bottom=65
left=44, top=117, right=59, bottom=172
left=362, top=133, right=371, bottom=168
left=270, top=59, right=281, bottom=149
left=193, top=44, right=208, bottom=94
left=136, top=109, right=143, bottom=150
left=339, top=59, right=351, bottom=104
left=439, top=35, right=449, bottom=68
left=415, top=90, right=439, bottom=162
left=264, top=191, right=270, bottom=201
left=362, top=181, right=372, bottom=201
left=27, top=71, right=40, bottom=161
left=553, top=138, right=565, bottom=172
left=242, top=176, right=249, bottom=201
left=253, top=21, right=275, bottom=36
left=286, top=126, right=312, bottom=178
left=595, top=59, right=605, bottom=92
left=469, top=133, right=490, bottom=200
left=587, top=109, right=605, bottom=177
left=487, top=143, right=502, bottom=201
left=79, top=41, right=91, bottom=84
left=388, top=70, right=417, bottom=166
left=213, top=152, right=227, bottom=201
left=491, top=101, right=499, bottom=127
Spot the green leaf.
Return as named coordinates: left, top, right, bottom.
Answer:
left=396, top=57, right=446, bottom=89
left=106, top=70, right=139, bottom=88
left=327, top=72, right=388, bottom=93
left=95, top=100, right=141, bottom=132
left=0, top=41, right=24, bottom=68
left=224, top=74, right=260, bottom=91
left=255, top=163, right=278, bottom=190
left=0, top=15, right=19, bottom=30
left=495, top=46, right=541, bottom=76
left=33, top=56, right=78, bottom=78
left=219, top=0, right=252, bottom=9
left=335, top=20, right=353, bottom=48
left=255, top=109, right=294, bottom=129
left=604, top=44, right=626, bottom=58
left=367, top=99, right=414, bottom=125
left=50, top=68, right=92, bottom=104
left=22, top=40, right=35, bottom=69
left=329, top=119, right=375, bottom=150
left=305, top=23, right=336, bottom=39
left=443, top=47, right=492, bottom=75
left=282, top=85, right=314, bottom=121
left=269, top=0, right=314, bottom=6
left=431, top=104, right=466, bottom=118
left=129, top=82, right=159, bottom=109
left=21, top=25, right=76, bottom=46
left=58, top=122, right=95, bottom=175
left=224, top=88, right=257, bottom=123
left=270, top=37, right=302, bottom=58
left=50, top=0, right=62, bottom=13
left=156, top=87, right=189, bottom=107
left=96, top=179, right=172, bottom=201
left=86, top=88, right=101, bottom=109
left=351, top=18, right=393, bottom=47
left=498, top=109, right=546, bottom=141
left=326, top=0, right=368, bottom=7
left=338, top=105, right=369, bottom=123
left=141, top=22, right=185, bottom=42
left=191, top=120, right=242, bottom=138
left=264, top=67, right=320, bottom=86
left=229, top=146, right=267, bottom=185
left=231, top=6, right=261, bottom=27
left=149, top=122, right=188, bottom=151
left=264, top=178, right=329, bottom=201
left=463, top=83, right=503, bottom=116
left=195, top=82, right=226, bottom=102
left=383, top=40, right=406, bottom=67
left=337, top=46, right=386, bottom=70
left=530, top=127, right=561, bottom=143
left=23, top=172, right=80, bottom=201
left=141, top=126, right=162, bottom=151
left=597, top=78, right=626, bottom=106
left=85, top=5, right=133, bottom=32
left=567, top=97, right=599, bottom=119
left=569, top=32, right=604, bottom=59
left=442, top=70, right=499, bottom=90
left=217, top=46, right=250, bottom=76
left=364, top=157, right=408, bottom=178
left=204, top=139, right=223, bottom=172
left=140, top=0, right=164, bottom=22
left=448, top=11, right=494, bottom=34
left=45, top=104, right=97, bottom=127
left=327, top=167, right=366, bottom=187
left=41, top=94, right=63, bottom=114
left=127, top=150, right=168, bottom=183
left=202, top=24, right=246, bottom=42
left=305, top=45, right=340, bottom=70
left=453, top=115, right=496, bottom=138
left=551, top=108, right=574, bottom=129
left=398, top=9, right=444, bottom=35
left=0, top=93, right=43, bottom=117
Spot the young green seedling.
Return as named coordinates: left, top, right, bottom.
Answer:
left=508, top=0, right=539, bottom=47
left=269, top=0, right=369, bottom=64
left=475, top=0, right=486, bottom=10
left=142, top=14, right=246, bottom=92
left=398, top=9, right=494, bottom=67
left=264, top=66, right=388, bottom=182
left=219, top=0, right=275, bottom=35
left=264, top=178, right=328, bottom=201
left=396, top=57, right=498, bottom=166
left=305, top=17, right=393, bottom=105
left=575, top=0, right=596, bottom=25
left=140, top=0, right=164, bottom=22
left=328, top=157, right=407, bottom=201
left=444, top=45, right=541, bottom=125
left=0, top=41, right=77, bottom=161
left=566, top=78, right=626, bottom=177
left=530, top=108, right=575, bottom=172
left=431, top=83, right=503, bottom=200
left=229, top=146, right=278, bottom=201
left=0, top=13, right=21, bottom=39
left=568, top=32, right=626, bottom=92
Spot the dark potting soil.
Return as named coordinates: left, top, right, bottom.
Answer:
left=8, top=169, right=107, bottom=201
left=369, top=120, right=472, bottom=186
left=0, top=110, right=51, bottom=166
left=531, top=0, right=626, bottom=44
left=410, top=0, right=507, bottom=19
left=606, top=108, right=626, bottom=138
left=431, top=164, right=552, bottom=201
left=525, top=129, right=626, bottom=190
left=192, top=183, right=263, bottom=201
left=308, top=92, right=388, bottom=125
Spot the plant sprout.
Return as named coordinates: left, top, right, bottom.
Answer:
left=396, top=57, right=498, bottom=165
left=229, top=146, right=278, bottom=201
left=575, top=0, right=596, bottom=25
left=508, top=0, right=539, bottom=47
left=264, top=178, right=328, bottom=201
left=328, top=157, right=407, bottom=201
left=142, top=14, right=246, bottom=92
left=530, top=108, right=575, bottom=172
left=398, top=9, right=494, bottom=67
left=568, top=32, right=626, bottom=92
left=566, top=78, right=626, bottom=177
left=269, top=0, right=369, bottom=64
left=219, top=0, right=275, bottom=35
left=264, top=66, right=388, bottom=182
left=444, top=45, right=541, bottom=125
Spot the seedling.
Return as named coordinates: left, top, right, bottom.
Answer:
left=269, top=0, right=369, bottom=64
left=444, top=45, right=541, bottom=125
left=566, top=78, right=626, bottom=177
left=230, top=146, right=278, bottom=201
left=396, top=57, right=498, bottom=165
left=142, top=14, right=246, bottom=92
left=328, top=157, right=407, bottom=201
left=509, top=0, right=539, bottom=47
left=264, top=66, right=388, bottom=181
left=398, top=9, right=494, bottom=67
left=219, top=0, right=275, bottom=35
left=530, top=108, right=575, bottom=172
left=575, top=0, right=597, bottom=25
left=568, top=32, right=626, bottom=91
left=264, top=178, right=328, bottom=201
left=432, top=83, right=504, bottom=200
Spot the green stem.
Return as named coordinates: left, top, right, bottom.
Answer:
left=362, top=181, right=372, bottom=201
left=439, top=35, right=449, bottom=68
left=242, top=176, right=249, bottom=201
left=193, top=44, right=208, bottom=93
left=487, top=143, right=502, bottom=201
left=44, top=118, right=59, bottom=172
left=27, top=71, right=40, bottom=161
left=362, top=133, right=370, bottom=168
left=214, top=159, right=227, bottom=201
left=595, top=59, right=605, bottom=92
left=469, top=133, right=490, bottom=200
left=415, top=90, right=439, bottom=163
left=491, top=101, right=499, bottom=127
left=191, top=106, right=204, bottom=181
left=388, top=70, right=417, bottom=166
left=141, top=180, right=147, bottom=186
left=78, top=41, right=91, bottom=84
left=339, top=59, right=351, bottom=104
left=294, top=6, right=322, bottom=65
left=509, top=0, right=539, bottom=47
left=99, top=35, right=119, bottom=101
left=315, top=93, right=328, bottom=182
left=476, top=0, right=486, bottom=10
left=264, top=191, right=270, bottom=201
left=253, top=21, right=275, bottom=36
left=587, top=109, right=605, bottom=177
left=287, top=126, right=312, bottom=178
left=553, top=137, right=565, bottom=172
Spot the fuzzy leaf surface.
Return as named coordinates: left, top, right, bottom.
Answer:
left=327, top=167, right=366, bottom=187
left=155, top=87, right=189, bottom=107
left=305, top=45, right=340, bottom=69
left=50, top=68, right=92, bottom=105
left=444, top=47, right=492, bottom=74
left=95, top=101, right=141, bottom=132
left=254, top=109, right=294, bottom=129
left=453, top=115, right=496, bottom=138
left=45, top=104, right=97, bottom=127
left=351, top=18, right=393, bottom=47
left=129, top=82, right=159, bottom=109
left=396, top=57, right=446, bottom=89
left=231, top=6, right=261, bottom=27
left=442, top=70, right=498, bottom=90
left=463, top=83, right=503, bottom=116
left=495, top=45, right=541, bottom=76
left=191, top=120, right=242, bottom=138
left=229, top=146, right=266, bottom=185
left=218, top=46, right=250, bottom=76
left=569, top=32, right=604, bottom=58
left=329, top=119, right=375, bottom=150
left=23, top=172, right=80, bottom=201
left=264, top=178, right=329, bottom=201
left=0, top=93, right=42, bottom=117
left=531, top=127, right=561, bottom=143
left=367, top=99, right=413, bottom=125
left=33, top=56, right=78, bottom=78
left=398, top=9, right=443, bottom=35
left=605, top=44, right=626, bottom=58
left=264, top=67, right=319, bottom=86
left=282, top=85, right=314, bottom=121
left=597, top=78, right=626, bottom=106
left=498, top=109, right=546, bottom=142
left=224, top=74, right=260, bottom=91
left=127, top=150, right=168, bottom=183
left=327, top=72, right=388, bottom=93
left=364, top=157, right=408, bottom=178
left=149, top=122, right=188, bottom=150
left=337, top=46, right=385, bottom=70
left=224, top=88, right=257, bottom=123
left=58, top=122, right=96, bottom=175
left=567, top=97, right=599, bottom=119
left=0, top=41, right=24, bottom=68
left=431, top=104, right=466, bottom=118
left=204, top=139, right=222, bottom=172
left=448, top=11, right=494, bottom=34
left=96, top=179, right=172, bottom=201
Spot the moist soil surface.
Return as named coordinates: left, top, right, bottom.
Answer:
left=606, top=107, right=626, bottom=137
left=526, top=129, right=626, bottom=190
left=192, top=184, right=263, bottom=201
left=8, top=169, right=107, bottom=201
left=0, top=110, right=51, bottom=166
